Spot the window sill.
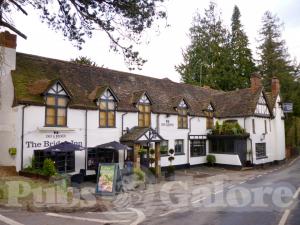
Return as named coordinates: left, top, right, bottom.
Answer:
left=178, top=128, right=189, bottom=130
left=98, top=127, right=117, bottom=129
left=256, top=156, right=268, bottom=160
left=175, top=153, right=185, bottom=156
left=39, top=127, right=76, bottom=132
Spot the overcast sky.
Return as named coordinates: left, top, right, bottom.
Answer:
left=9, top=0, right=300, bottom=82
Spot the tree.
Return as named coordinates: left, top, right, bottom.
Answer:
left=70, top=56, right=97, bottom=66
left=230, top=5, right=255, bottom=88
left=176, top=2, right=237, bottom=91
left=257, top=11, right=293, bottom=90
left=0, top=0, right=166, bottom=69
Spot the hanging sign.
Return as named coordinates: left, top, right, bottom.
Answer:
left=95, top=163, right=121, bottom=196
left=282, top=103, right=293, bottom=113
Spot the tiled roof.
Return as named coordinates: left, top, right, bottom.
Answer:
left=12, top=52, right=273, bottom=118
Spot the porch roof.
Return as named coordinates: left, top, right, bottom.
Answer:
left=120, top=126, right=164, bottom=143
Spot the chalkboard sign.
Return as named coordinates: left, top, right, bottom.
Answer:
left=95, top=163, right=121, bottom=196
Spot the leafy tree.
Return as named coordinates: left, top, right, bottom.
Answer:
left=70, top=56, right=97, bottom=66
left=230, top=5, right=255, bottom=88
left=176, top=2, right=237, bottom=91
left=0, top=0, right=166, bottom=69
left=257, top=11, right=294, bottom=90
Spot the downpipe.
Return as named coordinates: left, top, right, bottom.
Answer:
left=21, top=104, right=29, bottom=170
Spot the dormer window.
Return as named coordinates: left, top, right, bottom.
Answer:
left=178, top=100, right=188, bottom=129
left=138, top=94, right=151, bottom=127
left=99, top=89, right=117, bottom=128
left=255, top=92, right=270, bottom=117
left=45, top=81, right=69, bottom=127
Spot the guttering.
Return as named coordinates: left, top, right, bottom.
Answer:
left=21, top=104, right=29, bottom=170
left=187, top=116, right=196, bottom=165
left=85, top=108, right=88, bottom=171
left=121, top=112, right=128, bottom=136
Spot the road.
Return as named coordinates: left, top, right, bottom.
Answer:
left=0, top=158, right=299, bottom=225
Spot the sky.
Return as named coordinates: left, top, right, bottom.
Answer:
left=7, top=0, right=300, bottom=82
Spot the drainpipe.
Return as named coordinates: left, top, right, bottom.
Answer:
left=21, top=104, right=29, bottom=170
left=85, top=108, right=88, bottom=171
left=121, top=112, right=128, bottom=136
left=187, top=116, right=196, bottom=166
left=156, top=114, right=160, bottom=133
left=248, top=137, right=254, bottom=165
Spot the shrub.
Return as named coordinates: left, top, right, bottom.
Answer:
left=207, top=155, right=216, bottom=166
left=8, top=148, right=17, bottom=156
left=148, top=167, right=156, bottom=175
left=149, top=148, right=155, bottom=155
left=42, top=158, right=57, bottom=176
left=133, top=168, right=145, bottom=182
left=166, top=165, right=175, bottom=174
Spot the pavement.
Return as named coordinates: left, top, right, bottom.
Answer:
left=0, top=158, right=299, bottom=225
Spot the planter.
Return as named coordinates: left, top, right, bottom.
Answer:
left=19, top=170, right=50, bottom=181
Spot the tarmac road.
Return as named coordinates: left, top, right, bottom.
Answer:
left=0, top=158, right=299, bottom=225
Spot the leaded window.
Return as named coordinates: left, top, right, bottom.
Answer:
left=256, top=143, right=266, bottom=159
left=45, top=82, right=69, bottom=127
left=178, top=100, right=188, bottom=129
left=99, top=89, right=116, bottom=128
left=190, top=139, right=206, bottom=157
left=138, top=94, right=151, bottom=127
left=175, top=139, right=184, bottom=155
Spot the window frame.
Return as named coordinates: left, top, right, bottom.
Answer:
left=45, top=94, right=69, bottom=127
left=206, top=111, right=214, bottom=130
left=138, top=103, right=151, bottom=127
left=99, top=98, right=116, bottom=128
left=190, top=139, right=207, bottom=157
left=175, top=139, right=184, bottom=155
left=255, top=143, right=267, bottom=159
left=178, top=107, right=188, bottom=129
left=160, top=140, right=169, bottom=157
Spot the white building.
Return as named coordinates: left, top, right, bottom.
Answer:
left=0, top=32, right=286, bottom=173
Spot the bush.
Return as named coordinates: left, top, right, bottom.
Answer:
left=207, top=155, right=216, bottom=166
left=42, top=158, right=57, bottom=176
left=166, top=165, right=175, bottom=174
left=211, top=121, right=246, bottom=135
left=148, top=167, right=156, bottom=175
left=133, top=168, right=145, bottom=182
left=149, top=148, right=155, bottom=155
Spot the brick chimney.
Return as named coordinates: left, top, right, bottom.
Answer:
left=0, top=31, right=17, bottom=49
left=250, top=73, right=262, bottom=92
left=271, top=77, right=280, bottom=96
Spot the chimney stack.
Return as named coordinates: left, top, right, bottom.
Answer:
left=250, top=73, right=262, bottom=92
left=271, top=77, right=280, bottom=96
left=0, top=31, right=17, bottom=49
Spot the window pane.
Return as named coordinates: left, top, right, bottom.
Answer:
left=100, top=111, right=107, bottom=127
left=144, top=113, right=150, bottom=127
left=107, top=101, right=115, bottom=110
left=138, top=104, right=144, bottom=112
left=99, top=101, right=107, bottom=110
left=46, top=96, right=55, bottom=106
left=138, top=113, right=144, bottom=127
left=144, top=105, right=150, bottom=113
left=57, top=109, right=66, bottom=126
left=46, top=108, right=55, bottom=125
left=57, top=97, right=67, bottom=107
left=183, top=116, right=187, bottom=128
left=175, top=140, right=184, bottom=154
left=108, top=112, right=115, bottom=127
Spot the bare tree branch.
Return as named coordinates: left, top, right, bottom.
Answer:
left=0, top=20, right=27, bottom=39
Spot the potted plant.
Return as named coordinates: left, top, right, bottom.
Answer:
left=147, top=148, right=157, bottom=184
left=165, top=149, right=175, bottom=181
left=206, top=154, right=216, bottom=166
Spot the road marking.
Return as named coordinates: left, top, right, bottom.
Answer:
left=128, top=208, right=146, bottom=225
left=293, top=187, right=300, bottom=199
left=278, top=209, right=290, bottom=225
left=87, top=211, right=136, bottom=215
left=239, top=181, right=246, bottom=185
left=257, top=175, right=263, bottom=178
left=0, top=214, right=24, bottom=225
left=248, top=177, right=255, bottom=181
left=227, top=185, right=235, bottom=189
left=159, top=208, right=180, bottom=217
left=192, top=196, right=206, bottom=204
left=214, top=190, right=223, bottom=195
left=46, top=213, right=131, bottom=223
left=288, top=156, right=300, bottom=167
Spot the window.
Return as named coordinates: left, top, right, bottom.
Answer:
left=256, top=143, right=266, bottom=159
left=190, top=139, right=206, bottom=157
left=45, top=82, right=69, bottom=127
left=210, top=139, right=235, bottom=154
left=252, top=119, right=255, bottom=134
left=175, top=139, right=184, bottom=155
left=206, top=112, right=214, bottom=129
left=99, top=89, right=116, bottom=128
left=255, top=93, right=270, bottom=116
left=160, top=141, right=169, bottom=156
left=138, top=94, right=151, bottom=127
left=178, top=100, right=188, bottom=129
left=264, top=120, right=267, bottom=134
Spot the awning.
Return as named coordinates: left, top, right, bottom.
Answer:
left=94, top=141, right=132, bottom=151
left=43, top=141, right=85, bottom=153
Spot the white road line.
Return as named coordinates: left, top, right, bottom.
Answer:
left=0, top=214, right=24, bottom=225
left=214, top=190, right=223, bottom=195
left=46, top=213, right=131, bottom=223
left=278, top=209, right=290, bottom=225
left=248, top=177, right=255, bottom=181
left=257, top=175, right=263, bottom=178
left=128, top=208, right=146, bottom=225
left=239, top=181, right=246, bottom=185
left=192, top=196, right=206, bottom=204
left=288, top=156, right=300, bottom=167
left=227, top=185, right=235, bottom=189
left=159, top=208, right=180, bottom=217
left=293, top=187, right=300, bottom=199
left=86, top=211, right=135, bottom=215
